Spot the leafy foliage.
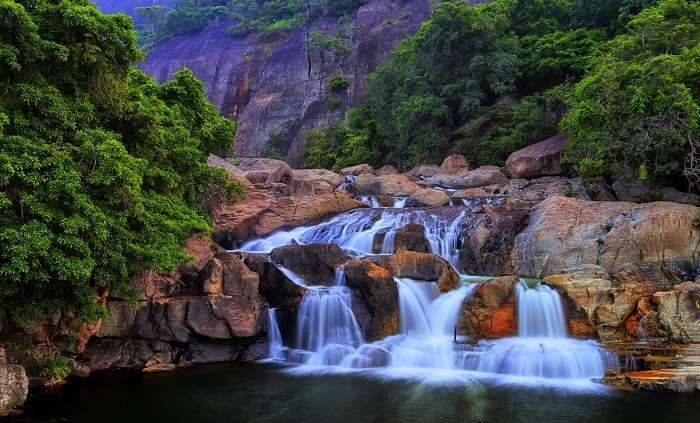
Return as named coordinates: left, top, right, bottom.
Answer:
left=561, top=0, right=700, bottom=186
left=0, top=0, right=242, bottom=322
left=36, top=353, right=71, bottom=383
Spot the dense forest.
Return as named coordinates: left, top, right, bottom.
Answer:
left=304, top=0, right=700, bottom=191
left=0, top=0, right=243, bottom=323
left=133, top=0, right=368, bottom=48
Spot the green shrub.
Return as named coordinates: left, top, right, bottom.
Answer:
left=37, top=354, right=71, bottom=383
left=329, top=75, right=350, bottom=91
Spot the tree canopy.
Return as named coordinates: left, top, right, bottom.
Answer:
left=0, top=0, right=242, bottom=322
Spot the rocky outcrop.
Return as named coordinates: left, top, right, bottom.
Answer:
left=458, top=205, right=529, bottom=276
left=344, top=259, right=399, bottom=341
left=405, top=164, right=439, bottom=179
left=375, top=164, right=400, bottom=176
left=353, top=174, right=421, bottom=196
left=505, top=134, right=565, bottom=179
left=422, top=166, right=509, bottom=190
left=271, top=244, right=349, bottom=285
left=341, top=163, right=375, bottom=177
left=408, top=188, right=450, bottom=207
left=213, top=191, right=365, bottom=246
left=652, top=283, right=700, bottom=343
left=0, top=347, right=28, bottom=414
left=439, top=154, right=469, bottom=174
left=458, top=276, right=519, bottom=339
left=140, top=0, right=434, bottom=166
left=513, top=196, right=700, bottom=278
left=377, top=251, right=459, bottom=293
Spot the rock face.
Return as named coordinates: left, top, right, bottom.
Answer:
left=652, top=283, right=700, bottom=342
left=0, top=347, right=28, bottom=413
left=271, top=244, right=349, bottom=285
left=513, top=196, right=700, bottom=278
left=458, top=205, right=530, bottom=276
left=405, top=164, right=439, bottom=179
left=340, top=163, right=375, bottom=177
left=375, top=164, right=400, bottom=176
left=459, top=276, right=519, bottom=339
left=505, top=134, right=566, bottom=179
left=353, top=174, right=421, bottom=196
left=344, top=259, right=399, bottom=341
left=213, top=191, right=365, bottom=246
left=377, top=251, right=459, bottom=293
left=85, top=252, right=269, bottom=371
left=439, top=154, right=470, bottom=174
left=139, top=0, right=433, bottom=165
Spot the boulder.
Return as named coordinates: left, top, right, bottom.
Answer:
left=458, top=205, right=529, bottom=276
left=373, top=224, right=431, bottom=254
left=98, top=301, right=138, bottom=338
left=292, top=168, right=344, bottom=193
left=458, top=276, right=519, bottom=339
left=0, top=347, right=28, bottom=413
left=207, top=154, right=254, bottom=191
left=213, top=191, right=365, bottom=246
left=409, top=188, right=449, bottom=207
left=513, top=196, right=700, bottom=278
left=405, top=164, right=439, bottom=179
left=375, top=164, right=400, bottom=176
left=422, top=166, right=509, bottom=190
left=243, top=253, right=307, bottom=312
left=235, top=158, right=294, bottom=185
left=544, top=265, right=658, bottom=340
left=344, top=259, right=399, bottom=341
left=354, top=174, right=421, bottom=196
left=377, top=251, right=459, bottom=293
left=652, top=283, right=700, bottom=342
left=271, top=244, right=349, bottom=285
left=505, top=134, right=566, bottom=179
left=439, top=154, right=470, bottom=174
left=340, top=163, right=374, bottom=176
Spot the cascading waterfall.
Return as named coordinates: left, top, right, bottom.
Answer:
left=453, top=280, right=618, bottom=380
left=392, top=197, right=407, bottom=208
left=267, top=308, right=285, bottom=360
left=359, top=195, right=381, bottom=208
left=239, top=209, right=468, bottom=265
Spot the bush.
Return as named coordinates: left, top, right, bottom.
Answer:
left=37, top=354, right=72, bottom=383
left=329, top=75, right=350, bottom=91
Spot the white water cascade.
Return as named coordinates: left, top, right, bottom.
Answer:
left=453, top=280, right=618, bottom=380
left=267, top=308, right=285, bottom=360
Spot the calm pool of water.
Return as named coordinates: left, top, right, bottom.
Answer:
left=11, top=363, right=699, bottom=423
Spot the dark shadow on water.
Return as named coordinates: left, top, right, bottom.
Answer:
left=9, top=363, right=699, bottom=423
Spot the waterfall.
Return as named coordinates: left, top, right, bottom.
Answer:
left=516, top=281, right=568, bottom=337
left=360, top=195, right=381, bottom=208
left=392, top=197, right=407, bottom=208
left=267, top=308, right=285, bottom=360
left=453, top=280, right=617, bottom=380
left=396, top=278, right=439, bottom=335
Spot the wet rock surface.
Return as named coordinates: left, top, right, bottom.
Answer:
left=458, top=276, right=519, bottom=339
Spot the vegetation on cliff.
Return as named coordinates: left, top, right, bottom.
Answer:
left=304, top=0, right=699, bottom=191
left=0, top=0, right=242, bottom=322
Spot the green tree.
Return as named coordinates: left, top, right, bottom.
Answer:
left=0, top=0, right=242, bottom=323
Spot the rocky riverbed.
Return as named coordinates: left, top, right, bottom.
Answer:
left=1, top=143, right=699, bottom=415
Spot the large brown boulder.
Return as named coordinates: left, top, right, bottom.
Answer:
left=354, top=174, right=421, bottom=196
left=340, top=163, right=374, bottom=176
left=505, top=135, right=566, bottom=179
left=243, top=253, right=307, bottom=312
left=422, top=166, right=509, bottom=190
left=271, top=244, right=349, bottom=285
left=439, top=154, right=470, bottom=174
left=405, top=164, right=439, bottom=179
left=458, top=276, right=519, bottom=339
left=409, top=188, right=450, bottom=207
left=213, top=191, right=365, bottom=246
left=377, top=251, right=459, bottom=293
left=375, top=164, right=400, bottom=176
left=235, top=158, right=294, bottom=185
left=344, top=259, right=399, bottom=341
left=0, top=347, right=28, bottom=413
left=513, top=196, right=700, bottom=278
left=292, top=168, right=344, bottom=194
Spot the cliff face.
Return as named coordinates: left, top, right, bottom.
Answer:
left=138, top=0, right=434, bottom=166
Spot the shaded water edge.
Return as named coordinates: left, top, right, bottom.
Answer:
left=8, top=362, right=698, bottom=423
